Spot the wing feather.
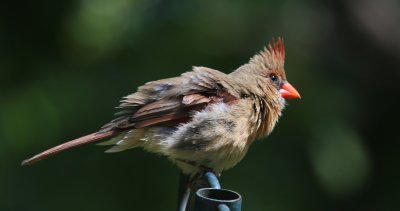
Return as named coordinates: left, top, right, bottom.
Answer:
left=101, top=67, right=241, bottom=131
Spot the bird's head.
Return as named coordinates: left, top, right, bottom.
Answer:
left=246, top=37, right=301, bottom=100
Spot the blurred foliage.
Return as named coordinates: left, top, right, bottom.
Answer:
left=1, top=0, right=400, bottom=210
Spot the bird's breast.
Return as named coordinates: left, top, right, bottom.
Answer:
left=161, top=102, right=255, bottom=172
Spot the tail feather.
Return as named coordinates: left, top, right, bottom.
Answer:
left=21, top=131, right=118, bottom=166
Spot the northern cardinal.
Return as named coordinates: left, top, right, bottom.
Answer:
left=22, top=37, right=300, bottom=175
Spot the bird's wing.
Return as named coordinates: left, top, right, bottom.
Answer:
left=101, top=67, right=240, bottom=131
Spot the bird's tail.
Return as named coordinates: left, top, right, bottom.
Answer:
left=21, top=130, right=118, bottom=166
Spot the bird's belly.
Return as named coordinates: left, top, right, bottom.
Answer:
left=143, top=103, right=253, bottom=174
left=169, top=143, right=249, bottom=174
left=204, top=146, right=248, bottom=171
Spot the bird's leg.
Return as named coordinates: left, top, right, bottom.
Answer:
left=175, top=158, right=221, bottom=189
left=176, top=158, right=221, bottom=177
left=175, top=158, right=202, bottom=189
left=189, top=166, right=222, bottom=191
left=175, top=159, right=219, bottom=187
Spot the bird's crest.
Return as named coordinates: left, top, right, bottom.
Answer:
left=250, top=37, right=285, bottom=71
left=268, top=37, right=285, bottom=61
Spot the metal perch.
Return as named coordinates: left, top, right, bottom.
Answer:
left=178, top=172, right=242, bottom=211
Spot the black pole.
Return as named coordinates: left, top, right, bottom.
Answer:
left=177, top=173, right=191, bottom=211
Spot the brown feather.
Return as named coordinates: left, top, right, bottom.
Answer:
left=21, top=131, right=118, bottom=166
left=136, top=102, right=210, bottom=128
left=130, top=93, right=235, bottom=128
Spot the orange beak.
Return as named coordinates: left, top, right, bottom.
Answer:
left=280, top=82, right=301, bottom=99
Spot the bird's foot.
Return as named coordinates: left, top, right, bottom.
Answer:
left=199, top=165, right=221, bottom=178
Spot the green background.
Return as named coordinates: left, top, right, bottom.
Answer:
left=1, top=0, right=399, bottom=210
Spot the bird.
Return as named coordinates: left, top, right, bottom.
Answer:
left=21, top=37, right=300, bottom=175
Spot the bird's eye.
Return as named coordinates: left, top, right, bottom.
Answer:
left=270, top=74, right=278, bottom=81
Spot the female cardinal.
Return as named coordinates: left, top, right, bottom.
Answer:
left=22, top=37, right=300, bottom=175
